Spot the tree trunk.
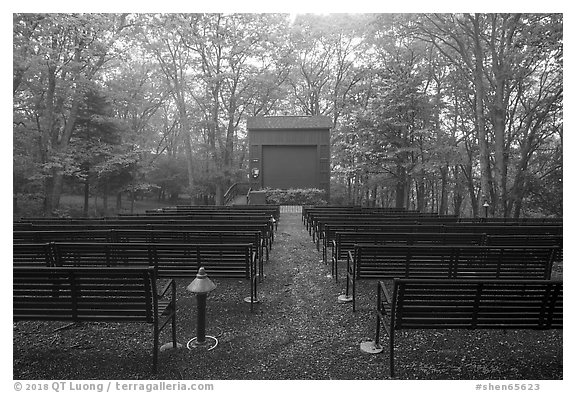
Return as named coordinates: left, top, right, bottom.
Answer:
left=347, top=176, right=352, bottom=205
left=182, top=130, right=195, bottom=199
left=415, top=174, right=425, bottom=212
left=395, top=166, right=407, bottom=209
left=452, top=165, right=465, bottom=217
left=215, top=184, right=223, bottom=206
left=130, top=191, right=135, bottom=214
left=461, top=161, right=478, bottom=218
left=371, top=185, right=378, bottom=207
left=103, top=188, right=108, bottom=211
left=492, top=74, right=507, bottom=216
left=470, top=15, right=494, bottom=215
left=439, top=165, right=449, bottom=215
left=50, top=172, right=65, bottom=213
left=83, top=179, right=89, bottom=217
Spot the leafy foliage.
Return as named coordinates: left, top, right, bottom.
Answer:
left=265, top=188, right=328, bottom=206
left=13, top=13, right=562, bottom=217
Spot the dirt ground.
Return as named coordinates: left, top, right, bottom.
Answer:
left=13, top=213, right=563, bottom=380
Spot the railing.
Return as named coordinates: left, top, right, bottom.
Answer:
left=280, top=205, right=302, bottom=214
left=223, top=182, right=251, bottom=205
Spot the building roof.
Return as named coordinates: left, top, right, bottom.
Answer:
left=247, top=116, right=332, bottom=130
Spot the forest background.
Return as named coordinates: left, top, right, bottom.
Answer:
left=12, top=13, right=563, bottom=218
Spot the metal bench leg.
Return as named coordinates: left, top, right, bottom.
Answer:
left=334, top=255, right=339, bottom=282
left=153, top=323, right=159, bottom=373
left=389, top=329, right=395, bottom=378
left=352, top=278, right=357, bottom=312
left=171, top=289, right=177, bottom=349
left=375, top=314, right=381, bottom=346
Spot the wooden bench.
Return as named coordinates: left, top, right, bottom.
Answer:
left=314, top=218, right=462, bottom=250
left=330, top=232, right=485, bottom=280
left=345, top=244, right=557, bottom=311
left=484, top=234, right=563, bottom=264
left=50, top=242, right=259, bottom=311
left=303, top=207, right=423, bottom=230
left=321, top=223, right=445, bottom=264
left=13, top=266, right=177, bottom=372
left=446, top=224, right=563, bottom=236
left=322, top=223, right=444, bottom=262
left=319, top=222, right=563, bottom=257
left=373, top=278, right=563, bottom=377
left=168, top=204, right=281, bottom=221
left=14, top=221, right=274, bottom=251
left=311, top=216, right=457, bottom=244
left=319, top=221, right=562, bottom=248
left=15, top=229, right=267, bottom=273
left=458, top=217, right=562, bottom=224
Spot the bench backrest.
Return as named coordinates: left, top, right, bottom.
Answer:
left=485, top=234, right=563, bottom=264
left=484, top=234, right=562, bottom=246
left=15, top=222, right=270, bottom=232
left=315, top=217, right=456, bottom=236
left=51, top=242, right=254, bottom=279
left=15, top=229, right=261, bottom=246
left=13, top=243, right=53, bottom=266
left=353, top=244, right=556, bottom=280
left=335, top=232, right=485, bottom=258
left=14, top=230, right=113, bottom=243
left=389, top=279, right=563, bottom=330
left=13, top=266, right=157, bottom=322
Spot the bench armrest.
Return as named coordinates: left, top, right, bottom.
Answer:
left=158, top=279, right=176, bottom=300
left=378, top=280, right=392, bottom=306
left=347, top=250, right=355, bottom=274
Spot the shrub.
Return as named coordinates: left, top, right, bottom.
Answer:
left=264, top=188, right=327, bottom=205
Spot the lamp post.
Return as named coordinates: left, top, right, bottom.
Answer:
left=186, top=267, right=218, bottom=350
left=483, top=200, right=490, bottom=219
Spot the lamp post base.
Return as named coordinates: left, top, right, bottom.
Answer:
left=360, top=340, right=384, bottom=354
left=243, top=296, right=260, bottom=304
left=159, top=342, right=183, bottom=352
left=337, top=294, right=353, bottom=303
left=187, top=336, right=218, bottom=351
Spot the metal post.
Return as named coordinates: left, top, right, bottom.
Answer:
left=196, top=293, right=207, bottom=345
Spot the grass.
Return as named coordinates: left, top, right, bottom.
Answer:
left=14, top=194, right=193, bottom=218
left=12, top=213, right=563, bottom=381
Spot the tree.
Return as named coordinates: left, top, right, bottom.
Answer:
left=13, top=13, right=135, bottom=213
left=69, top=88, right=122, bottom=215
left=413, top=13, right=562, bottom=216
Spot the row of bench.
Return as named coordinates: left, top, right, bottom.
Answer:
left=302, top=205, right=562, bottom=228
left=330, top=232, right=562, bottom=280
left=302, top=206, right=563, bottom=377
left=14, top=242, right=258, bottom=310
left=320, top=221, right=561, bottom=263
left=13, top=205, right=279, bottom=372
left=154, top=204, right=281, bottom=221
left=303, top=205, right=561, bottom=248
left=14, top=229, right=268, bottom=274
left=319, top=221, right=562, bottom=255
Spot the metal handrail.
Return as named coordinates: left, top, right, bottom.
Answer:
left=223, top=182, right=251, bottom=205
